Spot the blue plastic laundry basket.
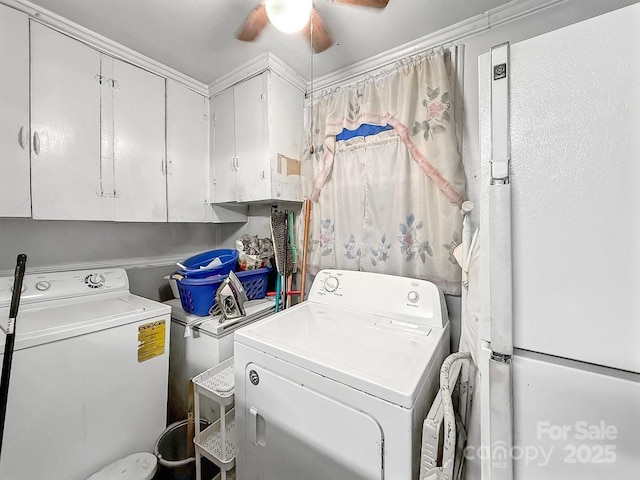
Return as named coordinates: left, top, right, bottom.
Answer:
left=177, top=249, right=238, bottom=279
left=177, top=267, right=272, bottom=316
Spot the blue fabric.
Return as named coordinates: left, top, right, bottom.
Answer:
left=336, top=123, right=394, bottom=141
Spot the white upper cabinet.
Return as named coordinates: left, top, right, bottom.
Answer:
left=30, top=23, right=166, bottom=222
left=111, top=58, right=166, bottom=222
left=211, top=87, right=237, bottom=203
left=211, top=70, right=304, bottom=204
left=31, top=22, right=110, bottom=221
left=0, top=5, right=30, bottom=217
left=233, top=73, right=270, bottom=202
left=167, top=80, right=210, bottom=222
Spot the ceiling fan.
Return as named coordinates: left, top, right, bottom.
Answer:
left=236, top=0, right=390, bottom=53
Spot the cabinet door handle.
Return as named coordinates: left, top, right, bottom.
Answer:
left=32, top=132, right=41, bottom=155
left=161, top=159, right=166, bottom=175
left=17, top=126, right=27, bottom=150
left=235, top=155, right=240, bottom=171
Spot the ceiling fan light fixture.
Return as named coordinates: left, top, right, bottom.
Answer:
left=265, top=0, right=313, bottom=34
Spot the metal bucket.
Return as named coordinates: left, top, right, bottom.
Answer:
left=153, top=419, right=218, bottom=480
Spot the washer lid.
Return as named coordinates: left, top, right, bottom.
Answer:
left=235, top=301, right=449, bottom=408
left=0, top=294, right=169, bottom=351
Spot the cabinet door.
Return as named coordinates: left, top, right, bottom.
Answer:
left=211, top=88, right=237, bottom=203
left=112, top=58, right=167, bottom=222
left=0, top=5, right=30, bottom=217
left=31, top=23, right=110, bottom=220
left=234, top=73, right=270, bottom=202
left=166, top=80, right=209, bottom=222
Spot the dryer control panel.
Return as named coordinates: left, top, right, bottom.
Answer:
left=308, top=269, right=448, bottom=328
left=0, top=269, right=129, bottom=307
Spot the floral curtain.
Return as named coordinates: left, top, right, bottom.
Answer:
left=301, top=50, right=465, bottom=294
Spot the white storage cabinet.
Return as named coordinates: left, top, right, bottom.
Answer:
left=0, top=5, right=32, bottom=217
left=166, top=80, right=211, bottom=222
left=30, top=23, right=166, bottom=221
left=211, top=71, right=304, bottom=203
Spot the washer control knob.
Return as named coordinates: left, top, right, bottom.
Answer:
left=10, top=284, right=27, bottom=293
left=84, top=274, right=105, bottom=289
left=324, top=276, right=340, bottom=292
left=36, top=281, right=51, bottom=291
left=407, top=291, right=420, bottom=303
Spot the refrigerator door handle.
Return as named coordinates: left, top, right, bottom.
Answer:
left=488, top=354, right=514, bottom=480
left=488, top=42, right=514, bottom=356
left=491, top=43, right=510, bottom=181
left=489, top=183, right=513, bottom=355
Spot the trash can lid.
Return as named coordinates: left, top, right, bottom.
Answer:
left=86, top=453, right=157, bottom=480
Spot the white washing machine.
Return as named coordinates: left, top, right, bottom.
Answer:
left=234, top=269, right=450, bottom=480
left=165, top=297, right=275, bottom=423
left=0, top=268, right=170, bottom=480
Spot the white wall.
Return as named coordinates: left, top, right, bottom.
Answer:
left=0, top=203, right=297, bottom=300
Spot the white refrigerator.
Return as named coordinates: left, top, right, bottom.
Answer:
left=478, top=3, right=640, bottom=479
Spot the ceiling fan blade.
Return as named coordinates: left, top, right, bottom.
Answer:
left=236, top=4, right=269, bottom=42
left=334, top=0, right=389, bottom=8
left=305, top=8, right=333, bottom=53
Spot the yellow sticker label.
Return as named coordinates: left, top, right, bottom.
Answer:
left=138, top=319, right=166, bottom=363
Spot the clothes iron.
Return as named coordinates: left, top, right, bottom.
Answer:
left=214, top=271, right=248, bottom=322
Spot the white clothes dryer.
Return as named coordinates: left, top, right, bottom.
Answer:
left=234, top=269, right=450, bottom=480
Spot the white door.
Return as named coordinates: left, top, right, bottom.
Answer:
left=31, top=23, right=110, bottom=220
left=512, top=351, right=640, bottom=478
left=478, top=4, right=640, bottom=479
left=242, top=363, right=383, bottom=480
left=506, top=4, right=640, bottom=373
left=211, top=88, right=237, bottom=203
left=0, top=5, right=30, bottom=217
left=167, top=80, right=210, bottom=222
left=234, top=73, right=270, bottom=202
left=112, top=58, right=167, bottom=222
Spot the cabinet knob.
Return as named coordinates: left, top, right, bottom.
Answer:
left=17, top=126, right=27, bottom=150
left=32, top=132, right=41, bottom=155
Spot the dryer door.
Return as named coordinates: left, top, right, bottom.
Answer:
left=243, top=363, right=384, bottom=480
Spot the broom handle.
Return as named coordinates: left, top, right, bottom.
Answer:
left=300, top=199, right=312, bottom=302
left=0, top=253, right=27, bottom=458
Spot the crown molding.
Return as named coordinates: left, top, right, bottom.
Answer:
left=1, top=0, right=209, bottom=96
left=309, top=0, right=567, bottom=94
left=208, top=52, right=307, bottom=97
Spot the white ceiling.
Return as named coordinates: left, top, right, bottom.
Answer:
left=25, top=0, right=513, bottom=84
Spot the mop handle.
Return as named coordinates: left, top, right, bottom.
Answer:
left=0, top=253, right=28, bottom=458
